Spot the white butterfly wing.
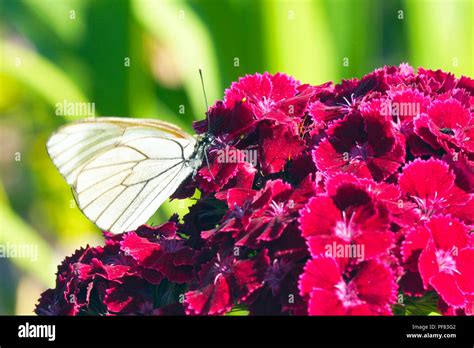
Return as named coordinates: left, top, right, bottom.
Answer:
left=47, top=117, right=198, bottom=234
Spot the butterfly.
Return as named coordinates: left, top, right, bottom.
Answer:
left=47, top=116, right=214, bottom=234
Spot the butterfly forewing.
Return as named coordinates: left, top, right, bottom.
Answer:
left=47, top=117, right=198, bottom=234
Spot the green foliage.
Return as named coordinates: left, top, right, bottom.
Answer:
left=0, top=181, right=56, bottom=287
left=393, top=292, right=440, bottom=316
left=225, top=304, right=250, bottom=316
left=405, top=0, right=472, bottom=77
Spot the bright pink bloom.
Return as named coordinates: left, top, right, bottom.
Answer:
left=299, top=256, right=397, bottom=315
left=407, top=216, right=474, bottom=311
left=414, top=99, right=474, bottom=154
left=299, top=174, right=394, bottom=267
left=224, top=72, right=313, bottom=124
left=399, top=159, right=474, bottom=224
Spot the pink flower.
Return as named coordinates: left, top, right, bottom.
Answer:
left=299, top=256, right=397, bottom=315
left=258, top=122, right=305, bottom=174
left=299, top=174, right=394, bottom=267
left=384, top=88, right=433, bottom=157
left=224, top=72, right=312, bottom=125
left=414, top=99, right=474, bottom=154
left=404, top=215, right=474, bottom=311
left=195, top=147, right=256, bottom=193
left=399, top=158, right=474, bottom=224
left=415, top=68, right=457, bottom=95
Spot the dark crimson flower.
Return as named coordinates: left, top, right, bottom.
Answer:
left=334, top=67, right=390, bottom=104
left=74, top=257, right=132, bottom=296
left=313, top=110, right=405, bottom=182
left=444, top=153, right=474, bottom=193
left=36, top=222, right=191, bottom=316
left=299, top=256, right=397, bottom=315
left=456, top=75, right=474, bottom=95
left=36, top=244, right=134, bottom=315
left=104, top=276, right=154, bottom=314
left=450, top=87, right=472, bottom=109
left=208, top=178, right=315, bottom=248
left=415, top=68, right=457, bottom=95
left=385, top=63, right=415, bottom=86
left=246, top=256, right=307, bottom=315
left=325, top=172, right=402, bottom=214
left=120, top=226, right=195, bottom=284
left=386, top=88, right=429, bottom=121
left=193, top=100, right=256, bottom=140
left=184, top=250, right=270, bottom=315
left=35, top=288, right=80, bottom=316
left=307, top=100, right=342, bottom=134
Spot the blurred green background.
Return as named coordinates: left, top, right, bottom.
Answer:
left=0, top=0, right=472, bottom=314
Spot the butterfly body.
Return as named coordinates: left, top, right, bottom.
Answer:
left=47, top=117, right=211, bottom=234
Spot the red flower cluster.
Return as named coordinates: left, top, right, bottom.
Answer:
left=36, top=66, right=474, bottom=316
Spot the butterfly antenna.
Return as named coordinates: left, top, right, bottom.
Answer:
left=203, top=149, right=217, bottom=184
left=198, top=68, right=218, bottom=184
left=199, top=67, right=211, bottom=133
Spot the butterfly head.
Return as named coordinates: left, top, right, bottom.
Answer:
left=194, top=132, right=216, bottom=154
left=189, top=132, right=216, bottom=176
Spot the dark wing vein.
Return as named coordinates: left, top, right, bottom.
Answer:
left=107, top=162, right=184, bottom=232
left=120, top=163, right=186, bottom=232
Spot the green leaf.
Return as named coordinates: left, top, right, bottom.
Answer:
left=0, top=40, right=88, bottom=109
left=0, top=180, right=56, bottom=287
left=405, top=0, right=473, bottom=76
left=225, top=304, right=250, bottom=316
left=394, top=292, right=440, bottom=316
left=21, top=0, right=87, bottom=44
left=261, top=0, right=337, bottom=84
left=131, top=0, right=222, bottom=120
